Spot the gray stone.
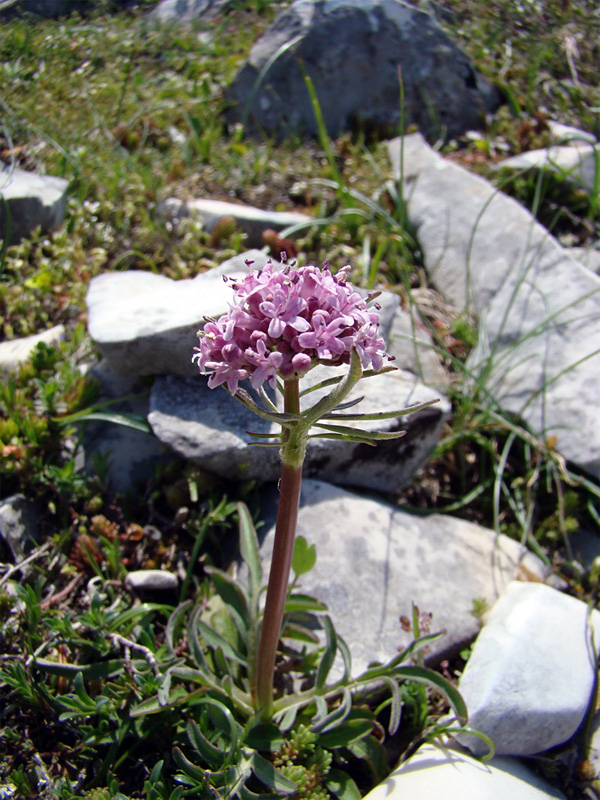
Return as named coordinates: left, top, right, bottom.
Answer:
left=150, top=0, right=234, bottom=23
left=225, top=0, right=499, bottom=142
left=495, top=143, right=600, bottom=196
left=0, top=325, right=64, bottom=374
left=389, top=133, right=600, bottom=480
left=457, top=581, right=600, bottom=757
left=86, top=250, right=270, bottom=377
left=148, top=366, right=449, bottom=493
left=245, top=480, right=548, bottom=676
left=387, top=306, right=448, bottom=390
left=0, top=494, right=40, bottom=563
left=157, top=197, right=310, bottom=248
left=125, top=569, right=178, bottom=592
left=364, top=743, right=566, bottom=800
left=0, top=167, right=68, bottom=245
left=81, top=361, right=171, bottom=495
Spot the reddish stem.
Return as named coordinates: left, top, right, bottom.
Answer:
left=254, top=379, right=303, bottom=717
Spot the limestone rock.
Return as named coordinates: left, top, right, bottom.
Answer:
left=547, top=120, right=597, bottom=147
left=225, top=0, right=499, bottom=142
left=245, top=480, right=548, bottom=676
left=81, top=361, right=171, bottom=494
left=125, top=569, right=178, bottom=593
left=457, top=581, right=600, bottom=756
left=363, top=743, right=566, bottom=800
left=387, top=307, right=448, bottom=390
left=150, top=0, right=234, bottom=23
left=0, top=167, right=68, bottom=245
left=389, top=133, right=600, bottom=480
left=0, top=494, right=41, bottom=564
left=567, top=245, right=600, bottom=275
left=86, top=251, right=269, bottom=377
left=0, top=325, right=64, bottom=374
left=157, top=197, right=309, bottom=249
left=148, top=367, right=449, bottom=493
left=495, top=143, right=600, bottom=196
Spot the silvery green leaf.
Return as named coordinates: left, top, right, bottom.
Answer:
left=322, top=397, right=439, bottom=421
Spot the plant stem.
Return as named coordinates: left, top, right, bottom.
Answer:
left=255, top=378, right=304, bottom=718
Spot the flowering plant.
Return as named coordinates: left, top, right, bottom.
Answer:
left=194, top=260, right=437, bottom=717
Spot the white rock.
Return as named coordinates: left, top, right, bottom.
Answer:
left=157, top=197, right=310, bottom=248
left=150, top=0, right=234, bottom=22
left=388, top=133, right=600, bottom=480
left=547, top=120, right=597, bottom=146
left=567, top=245, right=600, bottom=275
left=495, top=143, right=600, bottom=195
left=246, top=480, right=548, bottom=675
left=148, top=367, right=449, bottom=493
left=387, top=307, right=448, bottom=389
left=364, top=743, right=566, bottom=800
left=0, top=325, right=64, bottom=374
left=457, top=581, right=600, bottom=756
left=125, top=569, right=178, bottom=592
left=0, top=494, right=40, bottom=563
left=0, top=166, right=68, bottom=245
left=86, top=251, right=269, bottom=376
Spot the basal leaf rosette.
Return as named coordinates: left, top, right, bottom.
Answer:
left=192, top=260, right=388, bottom=394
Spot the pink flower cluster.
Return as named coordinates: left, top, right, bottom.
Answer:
left=193, top=261, right=388, bottom=393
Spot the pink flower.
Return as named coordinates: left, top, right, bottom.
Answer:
left=193, top=261, right=389, bottom=393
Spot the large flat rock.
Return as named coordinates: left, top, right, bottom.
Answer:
left=86, top=251, right=269, bottom=376
left=389, top=133, right=600, bottom=480
left=246, top=480, right=548, bottom=676
left=148, top=367, right=449, bottom=493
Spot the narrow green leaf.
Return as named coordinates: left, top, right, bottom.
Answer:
left=205, top=566, right=250, bottom=622
left=234, top=390, right=300, bottom=424
left=237, top=502, right=262, bottom=598
left=313, top=422, right=407, bottom=441
left=348, top=735, right=388, bottom=784
left=165, top=601, right=193, bottom=656
left=196, top=618, right=245, bottom=665
left=317, top=719, right=373, bottom=749
left=284, top=593, right=328, bottom=613
left=172, top=747, right=206, bottom=784
left=251, top=752, right=297, bottom=794
left=316, top=616, right=337, bottom=691
left=376, top=677, right=402, bottom=735
left=186, top=719, right=224, bottom=769
left=312, top=687, right=352, bottom=733
left=393, top=665, right=468, bottom=724
left=322, top=397, right=439, bottom=421
left=281, top=621, right=320, bottom=644
left=130, top=686, right=191, bottom=717
left=34, top=657, right=131, bottom=680
left=276, top=706, right=298, bottom=732
left=336, top=634, right=352, bottom=683
left=308, top=433, right=376, bottom=446
left=326, top=768, right=362, bottom=800
left=244, top=722, right=285, bottom=752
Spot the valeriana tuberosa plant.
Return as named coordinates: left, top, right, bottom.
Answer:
left=193, top=259, right=435, bottom=718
